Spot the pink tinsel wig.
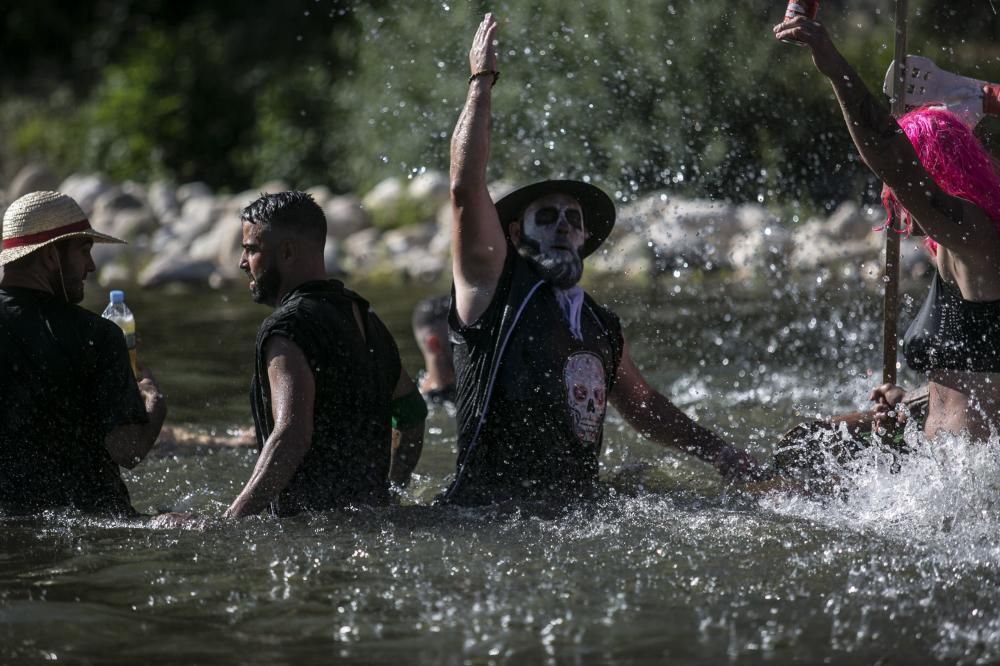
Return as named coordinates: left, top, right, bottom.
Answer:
left=881, top=106, right=1000, bottom=256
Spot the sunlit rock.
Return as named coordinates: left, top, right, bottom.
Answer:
left=176, top=181, right=213, bottom=206
left=306, top=185, right=334, bottom=207
left=256, top=180, right=289, bottom=195
left=588, top=234, right=653, bottom=279
left=826, top=201, right=880, bottom=239
left=147, top=181, right=181, bottom=225
left=408, top=170, right=449, bottom=206
left=342, top=227, right=384, bottom=273
left=361, top=177, right=405, bottom=213
left=91, top=188, right=156, bottom=241
left=728, top=223, right=794, bottom=277
left=324, top=195, right=369, bottom=240
left=175, top=195, right=222, bottom=244
left=9, top=163, right=59, bottom=201
left=621, top=195, right=742, bottom=272
left=382, top=221, right=437, bottom=258
left=97, top=262, right=133, bottom=286
left=138, top=252, right=216, bottom=287
left=58, top=173, right=112, bottom=215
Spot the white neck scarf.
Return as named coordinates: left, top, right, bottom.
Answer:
left=553, top=286, right=584, bottom=341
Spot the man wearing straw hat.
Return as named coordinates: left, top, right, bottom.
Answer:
left=0, top=190, right=167, bottom=516
left=440, top=15, right=766, bottom=505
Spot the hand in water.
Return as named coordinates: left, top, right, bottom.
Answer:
left=870, top=383, right=908, bottom=430
left=773, top=16, right=844, bottom=79
left=469, top=13, right=498, bottom=78
left=149, top=511, right=201, bottom=529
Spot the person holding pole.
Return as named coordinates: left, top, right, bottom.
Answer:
left=774, top=18, right=1000, bottom=442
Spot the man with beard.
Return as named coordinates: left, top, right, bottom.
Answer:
left=225, top=191, right=425, bottom=518
left=0, top=191, right=167, bottom=516
left=441, top=15, right=765, bottom=505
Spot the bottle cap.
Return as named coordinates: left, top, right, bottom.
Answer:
left=110, top=290, right=125, bottom=304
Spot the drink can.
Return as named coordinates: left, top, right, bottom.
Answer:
left=781, top=0, right=820, bottom=45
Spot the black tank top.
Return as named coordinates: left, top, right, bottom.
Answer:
left=251, top=280, right=401, bottom=515
left=903, top=272, right=1000, bottom=373
left=443, top=251, right=624, bottom=505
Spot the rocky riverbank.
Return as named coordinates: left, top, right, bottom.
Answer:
left=1, top=163, right=933, bottom=288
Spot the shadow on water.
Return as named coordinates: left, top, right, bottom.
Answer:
left=0, top=274, right=993, bottom=663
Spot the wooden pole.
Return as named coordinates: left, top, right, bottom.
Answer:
left=881, top=0, right=909, bottom=387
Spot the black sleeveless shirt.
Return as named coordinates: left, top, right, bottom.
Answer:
left=251, top=280, right=401, bottom=515
left=442, top=251, right=624, bottom=505
left=0, top=287, right=147, bottom=516
left=903, top=272, right=1000, bottom=373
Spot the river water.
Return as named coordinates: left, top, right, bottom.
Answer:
left=2, top=272, right=998, bottom=664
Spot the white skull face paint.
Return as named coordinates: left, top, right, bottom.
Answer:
left=564, top=352, right=607, bottom=445
left=516, top=193, right=586, bottom=288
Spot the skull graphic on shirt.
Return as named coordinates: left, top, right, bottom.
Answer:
left=564, top=352, right=607, bottom=444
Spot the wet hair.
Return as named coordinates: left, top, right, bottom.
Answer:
left=411, top=294, right=451, bottom=334
left=882, top=107, right=1000, bottom=256
left=240, top=191, right=326, bottom=245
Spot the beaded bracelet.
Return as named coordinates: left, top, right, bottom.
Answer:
left=468, top=70, right=500, bottom=87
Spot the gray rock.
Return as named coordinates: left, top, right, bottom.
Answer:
left=175, top=195, right=221, bottom=244
left=256, top=180, right=289, bottom=195
left=342, top=228, right=384, bottom=272
left=324, top=195, right=369, bottom=240
left=408, top=170, right=449, bottom=206
left=9, top=164, right=60, bottom=201
left=176, top=181, right=213, bottom=205
left=147, top=181, right=181, bottom=224
left=622, top=195, right=741, bottom=271
left=324, top=238, right=342, bottom=276
left=382, top=222, right=437, bottom=257
left=59, top=174, right=113, bottom=215
left=362, top=177, right=405, bottom=213
left=97, top=262, right=133, bottom=287
left=589, top=234, right=652, bottom=278
left=306, top=186, right=334, bottom=207
left=826, top=201, right=881, bottom=240
left=138, top=252, right=216, bottom=287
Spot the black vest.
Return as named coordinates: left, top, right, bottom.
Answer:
left=903, top=272, right=1000, bottom=373
left=251, top=280, right=401, bottom=515
left=443, top=252, right=624, bottom=505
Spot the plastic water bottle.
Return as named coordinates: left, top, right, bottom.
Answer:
left=102, top=290, right=138, bottom=377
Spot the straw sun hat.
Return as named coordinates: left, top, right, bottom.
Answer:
left=0, top=191, right=125, bottom=266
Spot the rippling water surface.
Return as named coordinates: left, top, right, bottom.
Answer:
left=2, top=273, right=998, bottom=664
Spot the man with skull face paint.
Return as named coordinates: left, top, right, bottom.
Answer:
left=442, top=14, right=766, bottom=505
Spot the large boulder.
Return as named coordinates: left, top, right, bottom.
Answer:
left=176, top=181, right=213, bottom=206
left=90, top=188, right=156, bottom=240
left=408, top=170, right=449, bottom=207
left=147, top=181, right=181, bottom=226
left=8, top=164, right=60, bottom=201
left=58, top=174, right=113, bottom=215
left=621, top=195, right=743, bottom=272
left=138, top=251, right=216, bottom=288
left=324, top=195, right=369, bottom=240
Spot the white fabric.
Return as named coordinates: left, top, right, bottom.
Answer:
left=554, top=286, right=584, bottom=341
left=883, top=55, right=988, bottom=128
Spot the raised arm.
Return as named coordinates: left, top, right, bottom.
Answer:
left=609, top=339, right=765, bottom=482
left=450, top=13, right=507, bottom=325
left=774, top=18, right=1000, bottom=254
left=224, top=336, right=314, bottom=518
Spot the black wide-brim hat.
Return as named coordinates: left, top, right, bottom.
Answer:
left=494, top=180, right=616, bottom=258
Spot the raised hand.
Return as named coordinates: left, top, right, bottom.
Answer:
left=469, top=13, right=498, bottom=79
left=773, top=16, right=844, bottom=79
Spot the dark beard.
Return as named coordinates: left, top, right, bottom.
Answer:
left=250, top=265, right=281, bottom=305
left=517, top=235, right=583, bottom=289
